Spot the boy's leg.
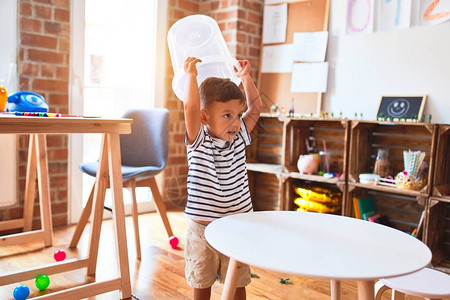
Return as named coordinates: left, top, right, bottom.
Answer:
left=194, top=287, right=212, bottom=300
left=185, top=220, right=220, bottom=298
left=235, top=287, right=246, bottom=300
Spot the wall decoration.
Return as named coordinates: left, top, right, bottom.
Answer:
left=376, top=95, right=427, bottom=120
left=290, top=62, right=329, bottom=93
left=379, top=0, right=411, bottom=31
left=346, top=0, right=375, bottom=35
left=293, top=31, right=329, bottom=62
left=261, top=44, right=294, bottom=73
left=263, top=3, right=288, bottom=44
left=420, top=0, right=450, bottom=26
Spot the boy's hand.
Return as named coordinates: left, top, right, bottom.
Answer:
left=184, top=57, right=202, bottom=76
left=234, top=60, right=251, bottom=78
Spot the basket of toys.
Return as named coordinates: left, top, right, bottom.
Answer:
left=395, top=150, right=426, bottom=191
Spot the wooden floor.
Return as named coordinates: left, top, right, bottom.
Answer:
left=0, top=211, right=426, bottom=300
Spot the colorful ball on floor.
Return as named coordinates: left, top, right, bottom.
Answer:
left=13, top=284, right=30, bottom=300
left=54, top=249, right=66, bottom=262
left=35, top=274, right=50, bottom=291
left=169, top=236, right=179, bottom=249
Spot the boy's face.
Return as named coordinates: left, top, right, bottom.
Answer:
left=201, top=99, right=245, bottom=142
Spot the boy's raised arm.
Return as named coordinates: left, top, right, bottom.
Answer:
left=183, top=57, right=202, bottom=145
left=236, top=60, right=262, bottom=134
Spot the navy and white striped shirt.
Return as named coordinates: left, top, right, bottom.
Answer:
left=184, top=120, right=253, bottom=221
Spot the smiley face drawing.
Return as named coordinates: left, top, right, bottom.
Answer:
left=387, top=98, right=410, bottom=117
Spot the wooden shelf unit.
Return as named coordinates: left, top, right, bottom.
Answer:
left=247, top=115, right=285, bottom=210
left=425, top=125, right=450, bottom=272
left=346, top=120, right=437, bottom=236
left=247, top=117, right=450, bottom=273
left=348, top=121, right=437, bottom=194
left=247, top=115, right=349, bottom=213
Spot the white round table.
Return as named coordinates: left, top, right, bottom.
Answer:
left=205, top=211, right=432, bottom=300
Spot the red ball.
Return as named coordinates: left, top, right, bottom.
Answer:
left=169, top=236, right=179, bottom=249
left=54, top=249, right=66, bottom=262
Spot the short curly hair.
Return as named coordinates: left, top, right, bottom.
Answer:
left=199, top=77, right=245, bottom=109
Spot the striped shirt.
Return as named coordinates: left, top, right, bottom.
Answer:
left=184, top=120, right=253, bottom=221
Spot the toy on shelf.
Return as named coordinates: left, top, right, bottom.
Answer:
left=373, top=148, right=390, bottom=178
left=395, top=150, right=426, bottom=190
left=297, top=154, right=319, bottom=175
left=294, top=184, right=341, bottom=213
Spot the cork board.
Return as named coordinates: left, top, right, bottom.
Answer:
left=257, top=0, right=330, bottom=114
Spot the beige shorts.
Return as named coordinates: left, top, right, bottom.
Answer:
left=185, top=220, right=251, bottom=289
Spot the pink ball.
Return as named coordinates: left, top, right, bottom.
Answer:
left=169, top=236, right=179, bottom=249
left=54, top=249, right=66, bottom=262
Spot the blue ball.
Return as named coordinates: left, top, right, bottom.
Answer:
left=13, top=284, right=30, bottom=300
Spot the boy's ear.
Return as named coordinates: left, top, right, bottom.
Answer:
left=200, top=109, right=208, bottom=125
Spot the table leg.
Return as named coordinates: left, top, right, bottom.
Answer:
left=35, top=134, right=53, bottom=247
left=357, top=280, right=375, bottom=300
left=107, top=132, right=132, bottom=299
left=221, top=258, right=242, bottom=300
left=87, top=134, right=109, bottom=277
left=330, top=280, right=341, bottom=300
left=23, top=134, right=37, bottom=232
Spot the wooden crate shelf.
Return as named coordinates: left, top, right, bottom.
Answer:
left=432, top=125, right=450, bottom=200
left=247, top=115, right=284, bottom=165
left=349, top=121, right=437, bottom=195
left=347, top=187, right=426, bottom=235
left=247, top=116, right=449, bottom=273
left=248, top=171, right=284, bottom=211
left=284, top=118, right=350, bottom=180
left=426, top=197, right=450, bottom=273
left=348, top=182, right=428, bottom=198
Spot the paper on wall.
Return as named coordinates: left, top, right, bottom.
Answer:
left=290, top=62, right=329, bottom=93
left=419, top=0, right=450, bottom=26
left=264, top=0, right=286, bottom=4
left=346, top=0, right=375, bottom=35
left=293, top=31, right=328, bottom=62
left=261, top=44, right=294, bottom=73
left=379, top=0, right=411, bottom=31
left=263, top=3, right=288, bottom=44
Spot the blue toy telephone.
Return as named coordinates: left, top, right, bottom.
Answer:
left=7, top=91, right=49, bottom=112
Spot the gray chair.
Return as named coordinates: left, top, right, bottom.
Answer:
left=69, top=108, right=175, bottom=259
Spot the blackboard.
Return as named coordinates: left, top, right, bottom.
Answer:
left=377, top=95, right=427, bottom=120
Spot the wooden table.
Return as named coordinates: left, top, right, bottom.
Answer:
left=0, top=115, right=133, bottom=299
left=205, top=211, right=432, bottom=300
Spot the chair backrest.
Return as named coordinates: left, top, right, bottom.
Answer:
left=120, top=108, right=169, bottom=169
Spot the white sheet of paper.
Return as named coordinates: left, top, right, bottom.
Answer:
left=346, top=0, right=375, bottom=35
left=419, top=0, right=450, bottom=26
left=261, top=44, right=294, bottom=73
left=290, top=62, right=329, bottom=93
left=263, top=4, right=288, bottom=44
left=379, top=0, right=411, bottom=31
left=293, top=31, right=329, bottom=62
left=264, top=0, right=286, bottom=4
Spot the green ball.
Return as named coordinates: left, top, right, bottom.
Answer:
left=35, top=274, right=50, bottom=291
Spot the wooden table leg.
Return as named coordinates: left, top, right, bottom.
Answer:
left=36, top=134, right=53, bottom=247
left=221, top=258, right=242, bottom=300
left=331, top=280, right=341, bottom=300
left=107, top=132, right=132, bottom=299
left=87, top=134, right=108, bottom=277
left=23, top=134, right=37, bottom=232
left=357, top=280, right=375, bottom=300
